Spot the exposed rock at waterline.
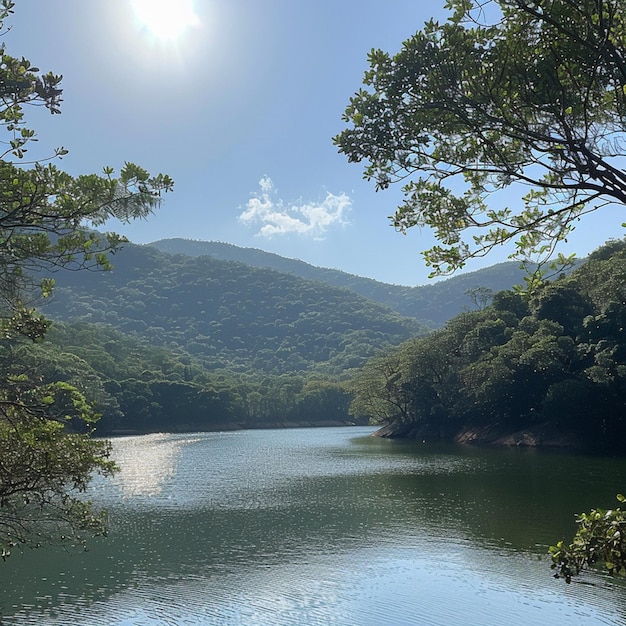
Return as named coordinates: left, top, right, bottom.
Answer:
left=372, top=421, right=585, bottom=449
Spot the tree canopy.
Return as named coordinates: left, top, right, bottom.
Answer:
left=349, top=237, right=626, bottom=449
left=0, top=0, right=172, bottom=559
left=40, top=242, right=424, bottom=376
left=335, top=0, right=626, bottom=277
left=0, top=0, right=172, bottom=325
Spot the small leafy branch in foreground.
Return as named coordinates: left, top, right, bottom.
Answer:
left=550, top=494, right=626, bottom=583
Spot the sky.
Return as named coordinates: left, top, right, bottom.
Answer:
left=4, top=0, right=625, bottom=286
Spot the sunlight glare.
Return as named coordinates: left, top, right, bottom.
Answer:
left=132, top=0, right=200, bottom=42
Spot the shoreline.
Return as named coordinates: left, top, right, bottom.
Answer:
left=100, top=420, right=362, bottom=437
left=99, top=419, right=589, bottom=451
left=371, top=420, right=587, bottom=450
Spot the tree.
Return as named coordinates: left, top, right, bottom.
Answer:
left=0, top=0, right=172, bottom=558
left=334, top=0, right=626, bottom=277
left=550, top=494, right=626, bottom=583
left=0, top=3, right=172, bottom=322
left=348, top=347, right=416, bottom=425
left=466, top=286, right=494, bottom=311
left=0, top=355, right=116, bottom=559
left=348, top=238, right=626, bottom=582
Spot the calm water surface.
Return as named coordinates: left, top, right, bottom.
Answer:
left=2, top=426, right=626, bottom=625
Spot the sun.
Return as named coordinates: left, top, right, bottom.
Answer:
left=132, top=0, right=200, bottom=42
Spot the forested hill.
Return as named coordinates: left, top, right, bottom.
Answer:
left=149, top=238, right=532, bottom=326
left=42, top=242, right=424, bottom=376
left=350, top=239, right=626, bottom=450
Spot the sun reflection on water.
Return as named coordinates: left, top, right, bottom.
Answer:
left=109, top=433, right=199, bottom=497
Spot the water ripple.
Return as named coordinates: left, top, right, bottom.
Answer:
left=3, top=427, right=626, bottom=626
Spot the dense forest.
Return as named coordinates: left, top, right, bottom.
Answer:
left=34, top=234, right=625, bottom=449
left=34, top=239, right=430, bottom=434
left=13, top=320, right=359, bottom=434
left=349, top=239, right=626, bottom=451
left=150, top=238, right=540, bottom=325
left=33, top=235, right=551, bottom=437
left=42, top=242, right=424, bottom=376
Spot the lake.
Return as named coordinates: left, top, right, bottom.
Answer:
left=2, top=426, right=626, bottom=625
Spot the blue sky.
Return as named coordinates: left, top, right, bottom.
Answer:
left=5, top=0, right=625, bottom=286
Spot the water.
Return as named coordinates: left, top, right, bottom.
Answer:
left=2, top=427, right=626, bottom=625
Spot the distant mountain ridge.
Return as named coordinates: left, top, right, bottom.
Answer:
left=42, top=237, right=585, bottom=377
left=42, top=243, right=424, bottom=376
left=149, top=238, right=534, bottom=326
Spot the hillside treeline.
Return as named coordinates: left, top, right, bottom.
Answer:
left=349, top=240, right=626, bottom=449
left=32, top=240, right=428, bottom=434
left=42, top=243, right=424, bottom=376
left=11, top=322, right=358, bottom=434
left=35, top=235, right=626, bottom=446
left=150, top=238, right=535, bottom=325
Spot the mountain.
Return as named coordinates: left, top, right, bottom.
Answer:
left=42, top=243, right=425, bottom=376
left=35, top=236, right=600, bottom=434
left=149, top=238, right=534, bottom=325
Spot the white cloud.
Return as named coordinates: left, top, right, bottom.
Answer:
left=239, top=176, right=351, bottom=238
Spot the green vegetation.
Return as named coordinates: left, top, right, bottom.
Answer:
left=350, top=238, right=626, bottom=581
left=30, top=241, right=426, bottom=435
left=41, top=242, right=425, bottom=376
left=28, top=238, right=555, bottom=439
left=550, top=494, right=626, bottom=583
left=336, top=0, right=626, bottom=583
left=21, top=321, right=357, bottom=434
left=335, top=0, right=626, bottom=278
left=349, top=239, right=626, bottom=450
left=0, top=1, right=171, bottom=559
left=150, top=238, right=541, bottom=325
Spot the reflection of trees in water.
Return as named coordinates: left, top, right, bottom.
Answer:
left=374, top=444, right=626, bottom=554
